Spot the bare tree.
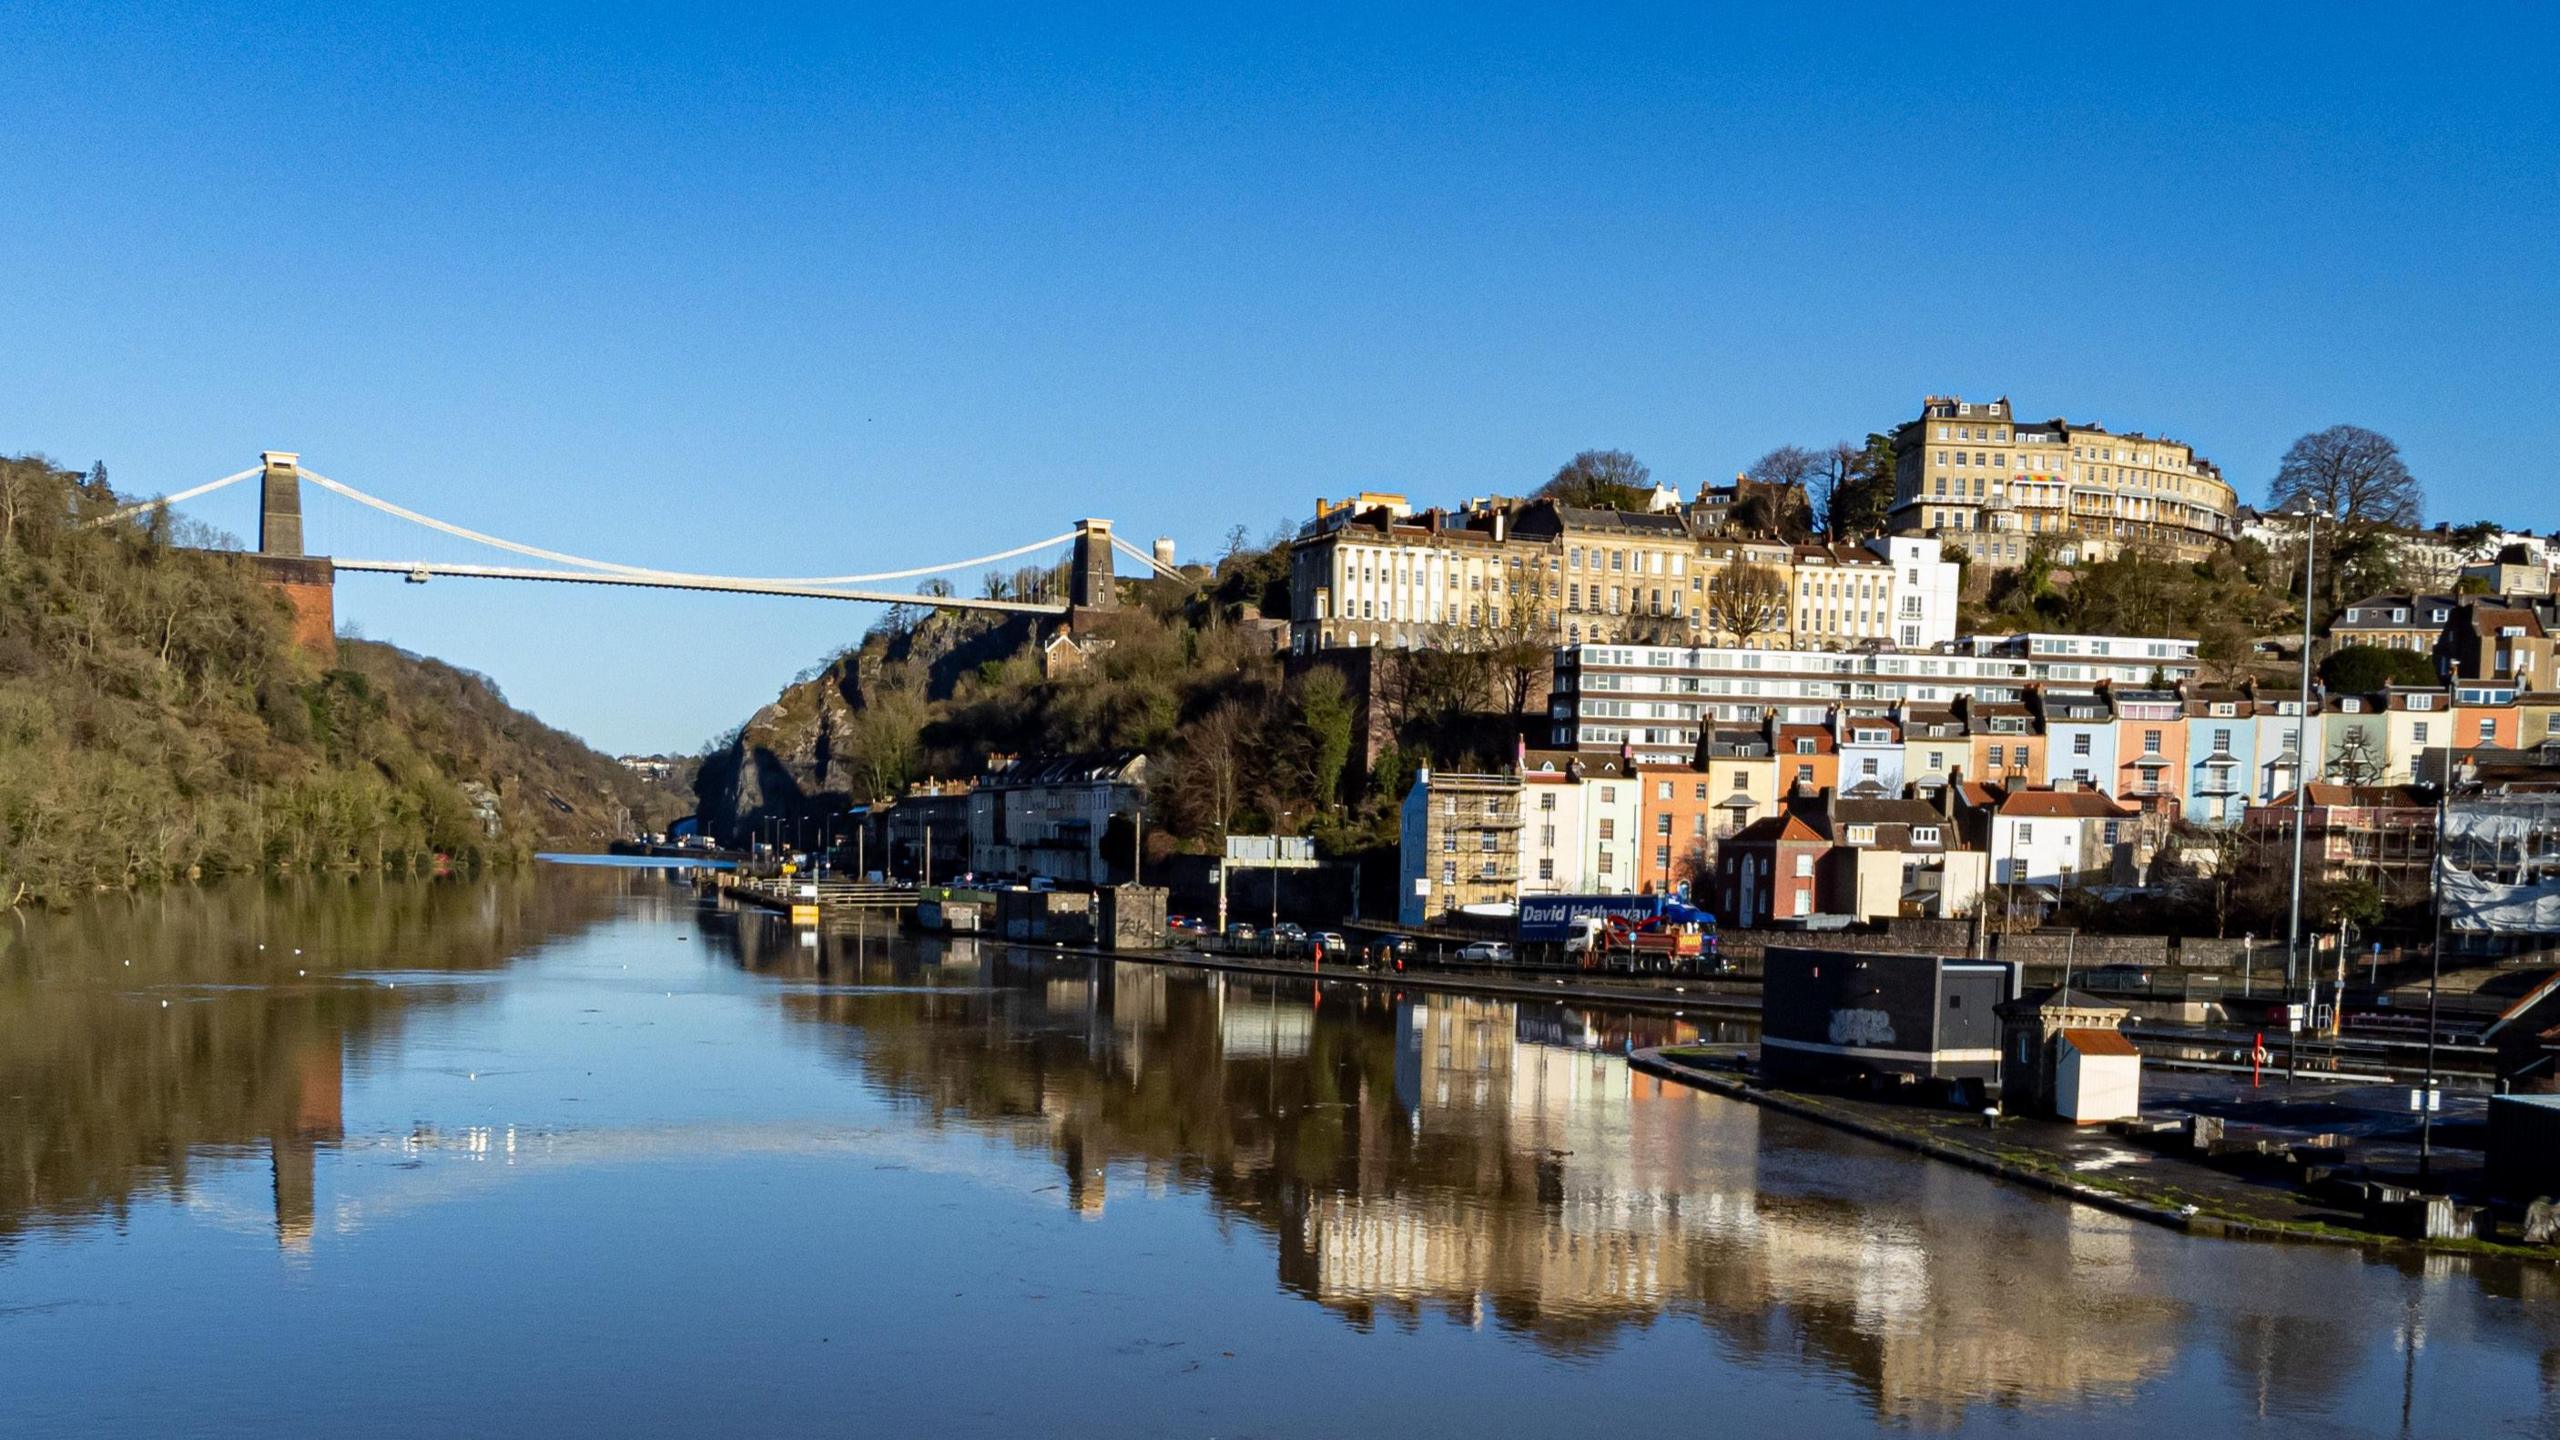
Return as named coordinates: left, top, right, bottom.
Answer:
left=1745, top=445, right=1821, bottom=490
left=1540, top=449, right=1653, bottom=509
left=2269, top=425, right=2423, bottom=529
left=1703, top=548, right=1791, bottom=647
left=1809, top=442, right=1862, bottom=541
left=1479, top=582, right=1556, bottom=723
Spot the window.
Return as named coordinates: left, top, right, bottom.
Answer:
left=1655, top=814, right=1672, bottom=835
left=1693, top=782, right=1708, bottom=800
left=1846, top=824, right=1876, bottom=845
left=1861, top=758, right=1880, bottom=776
left=1441, top=861, right=1455, bottom=884
left=2073, top=733, right=2092, bottom=756
left=1914, top=826, right=1941, bottom=846
left=1600, top=785, right=1617, bottom=803
left=2414, top=722, right=2431, bottom=745
left=1597, top=818, right=1615, bottom=840
left=1794, top=765, right=1814, bottom=787
left=1538, top=859, right=1554, bottom=881
left=1539, top=793, right=1556, bottom=812
left=1597, top=851, right=1614, bottom=875
left=1794, top=853, right=1814, bottom=878
left=2017, top=823, right=2034, bottom=844
left=1655, top=845, right=1672, bottom=868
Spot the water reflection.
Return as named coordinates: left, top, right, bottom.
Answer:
left=0, top=872, right=623, bottom=1253
left=7, top=872, right=2560, bottom=1435
left=699, top=913, right=2560, bottom=1429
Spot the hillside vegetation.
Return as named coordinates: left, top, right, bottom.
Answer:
left=694, top=540, right=1485, bottom=860
left=0, top=454, right=682, bottom=903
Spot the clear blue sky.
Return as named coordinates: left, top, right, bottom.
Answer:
left=4, top=4, right=2552, bottom=754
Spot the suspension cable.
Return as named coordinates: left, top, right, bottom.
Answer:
left=82, top=468, right=260, bottom=528
left=1110, top=534, right=1196, bottom=584
left=299, top=467, right=1078, bottom=587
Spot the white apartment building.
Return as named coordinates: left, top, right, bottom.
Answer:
left=1962, top=633, right=2200, bottom=687
left=1550, top=643, right=2035, bottom=763
left=1518, top=757, right=1591, bottom=896
left=1870, top=535, right=1961, bottom=649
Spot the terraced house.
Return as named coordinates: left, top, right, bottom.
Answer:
left=1289, top=493, right=1552, bottom=652
left=1888, top=394, right=2238, bottom=569
left=2183, top=689, right=2259, bottom=826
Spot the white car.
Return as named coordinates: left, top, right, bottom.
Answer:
left=1455, top=941, right=1514, bottom=963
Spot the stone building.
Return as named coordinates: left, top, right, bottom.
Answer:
left=1887, top=395, right=2237, bottom=569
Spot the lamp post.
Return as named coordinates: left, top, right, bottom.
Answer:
left=2422, top=767, right=2451, bottom=1179
left=2285, top=506, right=2328, bottom=1059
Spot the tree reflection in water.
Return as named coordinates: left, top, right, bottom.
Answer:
left=704, top=910, right=2560, bottom=1429
left=0, top=871, right=625, bottom=1253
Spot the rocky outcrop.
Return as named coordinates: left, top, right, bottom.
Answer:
left=693, top=608, right=1039, bottom=842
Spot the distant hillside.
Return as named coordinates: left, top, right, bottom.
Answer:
left=0, top=453, right=686, bottom=904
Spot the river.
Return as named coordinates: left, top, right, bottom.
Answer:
left=2, top=862, right=2554, bottom=1437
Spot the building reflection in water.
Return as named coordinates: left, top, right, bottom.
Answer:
left=734, top=920, right=2259, bottom=1426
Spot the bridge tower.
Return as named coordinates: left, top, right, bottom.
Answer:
left=258, top=450, right=304, bottom=557
left=250, top=451, right=336, bottom=660
left=1069, top=518, right=1117, bottom=615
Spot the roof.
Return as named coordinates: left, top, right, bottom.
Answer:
left=1726, top=813, right=1827, bottom=846
left=1833, top=797, right=1945, bottom=827
left=1774, top=724, right=1836, bottom=754
left=1790, top=543, right=1889, bottom=566
left=2060, top=1027, right=2142, bottom=1058
left=2258, top=782, right=2437, bottom=812
left=1995, top=788, right=2135, bottom=819
left=980, top=750, right=1147, bottom=789
left=1549, top=504, right=1691, bottom=537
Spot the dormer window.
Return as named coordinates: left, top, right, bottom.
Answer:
left=1913, top=826, right=1941, bottom=846
left=1795, top=738, right=1815, bottom=754
left=1846, top=825, right=1876, bottom=845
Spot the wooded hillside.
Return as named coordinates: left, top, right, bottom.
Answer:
left=0, top=454, right=684, bottom=903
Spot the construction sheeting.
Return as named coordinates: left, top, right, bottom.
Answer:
left=2444, top=867, right=2560, bottom=933
left=2442, top=794, right=2560, bottom=933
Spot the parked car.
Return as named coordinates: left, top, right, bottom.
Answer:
left=1455, top=941, right=1514, bottom=963
left=1224, top=922, right=1258, bottom=945
left=1312, top=932, right=1349, bottom=954
left=1273, top=922, right=1308, bottom=944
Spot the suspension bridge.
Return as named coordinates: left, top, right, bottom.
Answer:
left=99, top=452, right=1193, bottom=644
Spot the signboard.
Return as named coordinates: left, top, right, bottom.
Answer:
left=1226, top=835, right=1319, bottom=868
left=2286, top=1003, right=2306, bottom=1033
left=2408, top=1087, right=2442, bottom=1113
left=1518, top=894, right=1665, bottom=942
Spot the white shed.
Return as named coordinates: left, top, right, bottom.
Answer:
left=2055, top=1028, right=2143, bottom=1124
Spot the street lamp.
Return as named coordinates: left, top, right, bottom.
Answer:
left=2284, top=505, right=2331, bottom=1033
left=2422, top=766, right=2453, bottom=1178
